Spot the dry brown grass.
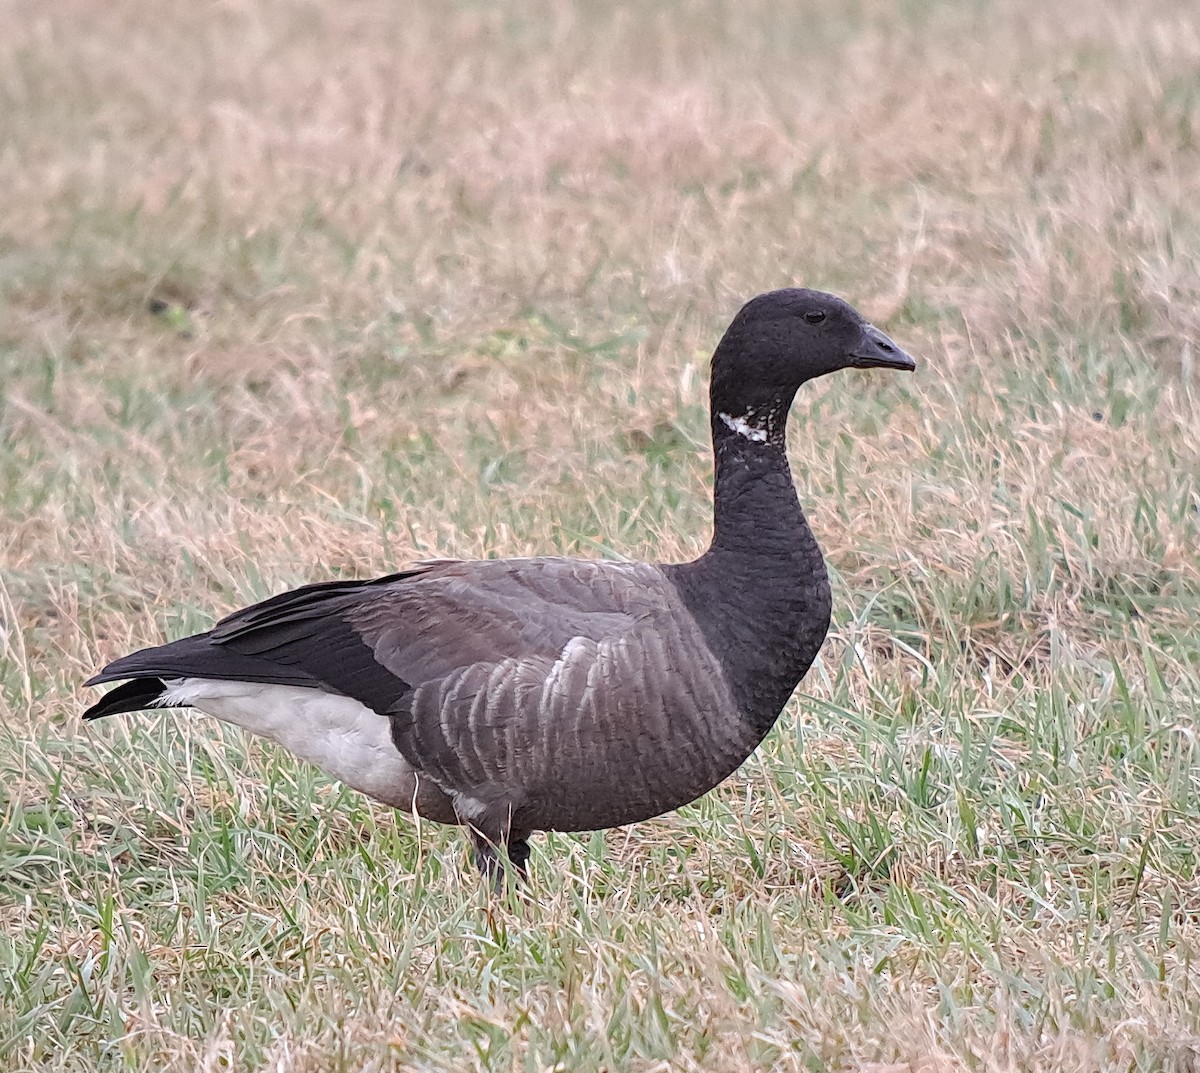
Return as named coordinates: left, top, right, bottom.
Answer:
left=3, top=0, right=1200, bottom=1070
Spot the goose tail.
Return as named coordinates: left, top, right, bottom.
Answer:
left=82, top=677, right=173, bottom=720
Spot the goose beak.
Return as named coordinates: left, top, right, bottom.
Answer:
left=851, top=324, right=917, bottom=372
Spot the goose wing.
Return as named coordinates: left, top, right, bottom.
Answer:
left=350, top=558, right=746, bottom=830
left=87, top=556, right=745, bottom=829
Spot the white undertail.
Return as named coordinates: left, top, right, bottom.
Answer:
left=159, top=679, right=417, bottom=808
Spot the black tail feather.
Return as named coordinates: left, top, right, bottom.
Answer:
left=82, top=678, right=171, bottom=720
left=83, top=633, right=323, bottom=691
left=82, top=570, right=422, bottom=720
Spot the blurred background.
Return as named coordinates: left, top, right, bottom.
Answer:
left=2, top=1, right=1199, bottom=1070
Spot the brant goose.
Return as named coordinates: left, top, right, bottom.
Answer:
left=84, top=289, right=915, bottom=883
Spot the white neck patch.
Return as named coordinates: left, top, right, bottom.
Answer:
left=718, top=411, right=768, bottom=443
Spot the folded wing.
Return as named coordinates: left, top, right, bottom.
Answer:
left=87, top=557, right=747, bottom=831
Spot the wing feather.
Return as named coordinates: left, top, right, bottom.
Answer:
left=90, top=555, right=747, bottom=832
left=383, top=561, right=750, bottom=830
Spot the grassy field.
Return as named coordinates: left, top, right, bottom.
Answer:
left=3, top=0, right=1200, bottom=1068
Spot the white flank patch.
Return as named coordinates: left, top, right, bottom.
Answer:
left=717, top=411, right=768, bottom=442
left=159, top=678, right=416, bottom=807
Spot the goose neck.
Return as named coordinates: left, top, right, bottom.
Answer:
left=708, top=404, right=805, bottom=557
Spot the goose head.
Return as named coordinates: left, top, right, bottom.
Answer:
left=709, top=288, right=915, bottom=439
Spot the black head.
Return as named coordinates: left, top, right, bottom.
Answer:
left=710, top=288, right=915, bottom=430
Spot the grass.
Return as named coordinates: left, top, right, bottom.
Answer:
left=2, top=0, right=1199, bottom=1068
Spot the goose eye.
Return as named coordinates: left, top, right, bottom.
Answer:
left=803, top=310, right=826, bottom=324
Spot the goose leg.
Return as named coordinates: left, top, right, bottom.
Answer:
left=506, top=837, right=531, bottom=880
left=468, top=828, right=532, bottom=890
left=470, top=830, right=503, bottom=885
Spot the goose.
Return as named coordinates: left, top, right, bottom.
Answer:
left=84, top=288, right=915, bottom=884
